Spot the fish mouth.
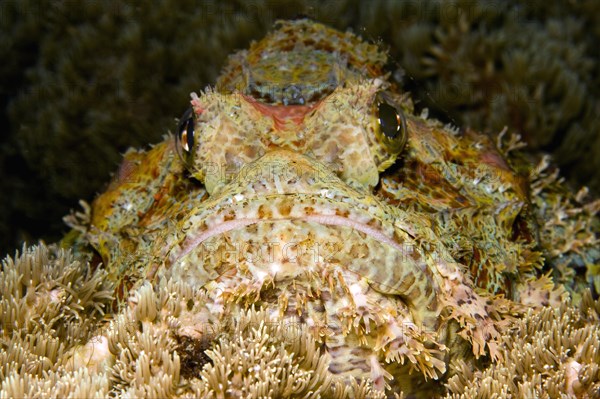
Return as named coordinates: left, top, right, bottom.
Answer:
left=167, top=149, right=439, bottom=324
left=174, top=214, right=406, bottom=264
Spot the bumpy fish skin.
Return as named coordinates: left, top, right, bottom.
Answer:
left=80, top=19, right=564, bottom=394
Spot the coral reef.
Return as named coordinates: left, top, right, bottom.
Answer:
left=445, top=290, right=600, bottom=399
left=528, top=154, right=600, bottom=298
left=0, top=243, right=113, bottom=397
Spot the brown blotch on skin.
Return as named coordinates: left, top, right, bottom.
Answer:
left=401, top=273, right=416, bottom=290
left=243, top=145, right=260, bottom=159
left=423, top=283, right=433, bottom=298
left=334, top=208, right=349, bottom=218
left=366, top=217, right=382, bottom=229
left=349, top=243, right=369, bottom=258
left=257, top=204, right=273, bottom=219
left=223, top=210, right=236, bottom=221
left=431, top=188, right=447, bottom=200
left=408, top=247, right=421, bottom=262
left=278, top=199, right=292, bottom=216
left=407, top=287, right=421, bottom=301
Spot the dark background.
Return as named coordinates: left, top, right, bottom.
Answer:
left=2, top=0, right=599, bottom=257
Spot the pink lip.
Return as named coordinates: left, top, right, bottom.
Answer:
left=173, top=213, right=403, bottom=265
left=174, top=217, right=260, bottom=262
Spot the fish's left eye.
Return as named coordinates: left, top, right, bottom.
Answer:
left=378, top=102, right=402, bottom=139
left=375, top=91, right=407, bottom=154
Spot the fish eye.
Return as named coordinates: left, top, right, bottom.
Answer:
left=378, top=102, right=401, bottom=139
left=177, top=107, right=195, bottom=154
left=375, top=91, right=407, bottom=154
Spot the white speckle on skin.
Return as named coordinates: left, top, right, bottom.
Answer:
left=269, top=262, right=281, bottom=275
left=349, top=283, right=368, bottom=307
left=255, top=270, right=268, bottom=281
left=349, top=283, right=361, bottom=296
left=318, top=189, right=335, bottom=199
left=273, top=173, right=284, bottom=194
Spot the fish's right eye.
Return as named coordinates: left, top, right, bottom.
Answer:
left=177, top=107, right=195, bottom=154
